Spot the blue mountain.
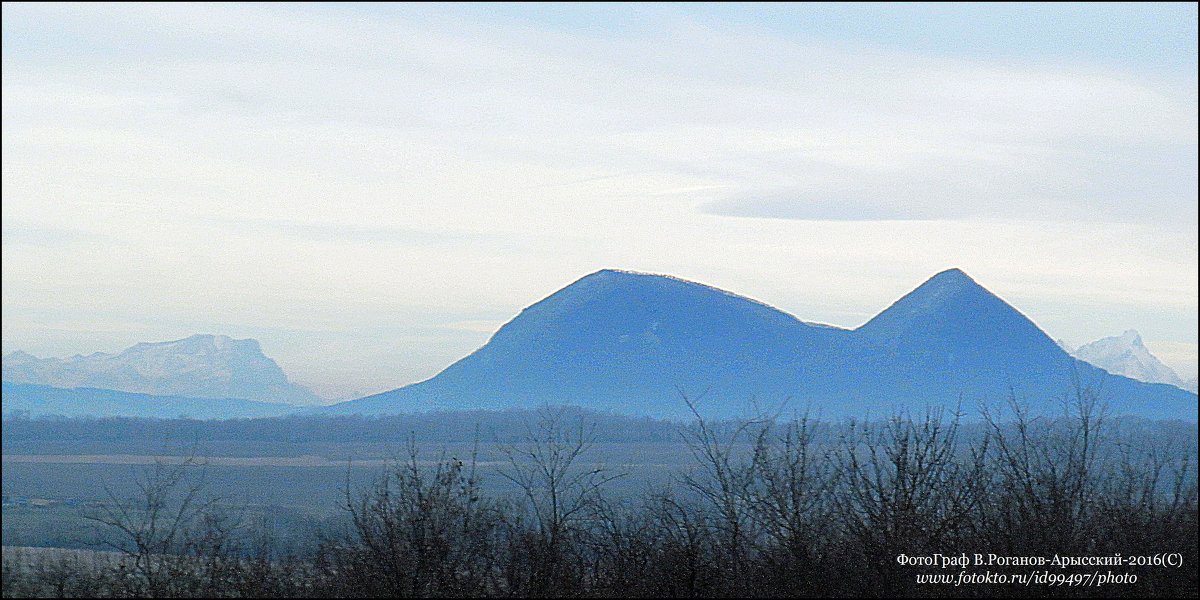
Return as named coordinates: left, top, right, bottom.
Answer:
left=331, top=269, right=843, bottom=417
left=846, top=269, right=1192, bottom=418
left=1, top=382, right=299, bottom=419
left=328, top=268, right=1197, bottom=421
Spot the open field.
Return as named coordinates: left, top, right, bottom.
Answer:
left=1, top=429, right=722, bottom=552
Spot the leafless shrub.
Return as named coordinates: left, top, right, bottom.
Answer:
left=495, top=406, right=625, bottom=596
left=979, top=383, right=1107, bottom=556
left=327, top=435, right=504, bottom=597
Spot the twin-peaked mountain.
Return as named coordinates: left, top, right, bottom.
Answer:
left=3, top=334, right=320, bottom=406
left=329, top=269, right=1197, bottom=420
left=4, top=271, right=1193, bottom=421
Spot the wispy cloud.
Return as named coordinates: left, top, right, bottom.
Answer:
left=2, top=4, right=1195, bottom=395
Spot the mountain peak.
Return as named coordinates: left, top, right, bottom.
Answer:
left=556, top=269, right=801, bottom=323
left=931, top=266, right=969, bottom=279
left=577, top=268, right=664, bottom=286
left=854, top=269, right=1064, bottom=369
left=176, top=333, right=236, bottom=345
left=2, top=335, right=320, bottom=405
left=343, top=269, right=836, bottom=417
left=591, top=268, right=638, bottom=277
left=135, top=334, right=261, bottom=354
left=857, top=268, right=995, bottom=335
left=1074, top=330, right=1185, bottom=390
left=3, top=350, right=41, bottom=367
left=1120, top=329, right=1143, bottom=345
left=897, top=268, right=991, bottom=310
left=920, top=267, right=981, bottom=292
left=583, top=268, right=692, bottom=284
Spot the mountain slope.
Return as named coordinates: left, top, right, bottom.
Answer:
left=329, top=269, right=1197, bottom=420
left=849, top=270, right=1194, bottom=418
left=852, top=269, right=1068, bottom=398
left=334, top=269, right=843, bottom=417
left=1072, top=330, right=1188, bottom=391
left=855, top=269, right=1058, bottom=359
left=2, top=334, right=321, bottom=405
left=1, top=382, right=299, bottom=419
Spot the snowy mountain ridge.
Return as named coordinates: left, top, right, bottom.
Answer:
left=2, top=334, right=322, bottom=405
left=1070, top=330, right=1193, bottom=393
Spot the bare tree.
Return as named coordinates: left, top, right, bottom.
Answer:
left=742, top=413, right=838, bottom=594
left=675, top=394, right=764, bottom=587
left=497, top=407, right=624, bottom=548
left=979, top=380, right=1108, bottom=555
left=81, top=451, right=239, bottom=597
left=832, top=407, right=987, bottom=596
left=496, top=406, right=625, bottom=595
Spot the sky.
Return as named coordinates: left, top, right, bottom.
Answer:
left=2, top=3, right=1197, bottom=399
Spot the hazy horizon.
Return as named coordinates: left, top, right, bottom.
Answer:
left=3, top=4, right=1197, bottom=399
left=3, top=266, right=1195, bottom=402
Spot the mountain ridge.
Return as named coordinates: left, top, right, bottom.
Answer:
left=2, top=334, right=321, bottom=405
left=1, top=381, right=299, bottom=419
left=328, top=268, right=1197, bottom=421
left=1071, top=330, right=1191, bottom=393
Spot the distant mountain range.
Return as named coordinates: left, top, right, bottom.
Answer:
left=2, top=334, right=321, bottom=405
left=2, top=270, right=1195, bottom=421
left=1, top=382, right=297, bottom=419
left=327, top=268, right=1197, bottom=421
left=1064, top=330, right=1196, bottom=394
